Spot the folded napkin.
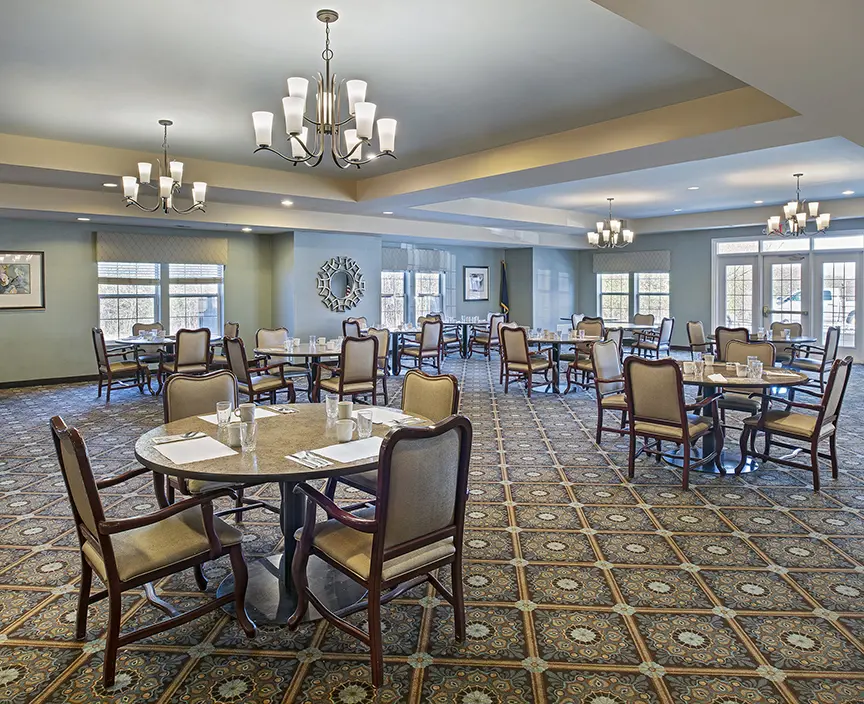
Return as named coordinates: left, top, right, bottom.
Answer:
left=352, top=407, right=411, bottom=425
left=707, top=374, right=728, bottom=383
left=152, top=431, right=207, bottom=445
left=198, top=408, right=279, bottom=424
left=311, top=437, right=384, bottom=464
left=763, top=369, right=799, bottom=377
left=153, top=436, right=237, bottom=464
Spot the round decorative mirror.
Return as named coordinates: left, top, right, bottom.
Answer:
left=315, top=256, right=366, bottom=311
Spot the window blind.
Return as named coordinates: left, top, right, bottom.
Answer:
left=592, top=250, right=670, bottom=274
left=96, top=232, right=229, bottom=265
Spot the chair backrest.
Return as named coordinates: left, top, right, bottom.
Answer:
left=354, top=316, right=368, bottom=328
left=714, top=326, right=749, bottom=362
left=577, top=316, right=605, bottom=338
left=373, top=416, right=472, bottom=563
left=420, top=320, right=443, bottom=352
left=658, top=317, right=675, bottom=346
left=501, top=325, right=530, bottom=364
left=821, top=356, right=854, bottom=425
left=823, top=326, right=841, bottom=365
left=343, top=319, right=362, bottom=338
left=770, top=321, right=802, bottom=339
left=256, top=327, right=289, bottom=349
left=175, top=328, right=210, bottom=367
left=604, top=327, right=624, bottom=350
left=570, top=313, right=585, bottom=329
left=132, top=321, right=164, bottom=336
left=724, top=339, right=775, bottom=367
left=633, top=313, right=655, bottom=326
left=367, top=327, right=390, bottom=364
left=687, top=321, right=707, bottom=350
left=341, top=335, right=378, bottom=384
left=624, top=357, right=687, bottom=429
left=488, top=314, right=506, bottom=342
left=402, top=370, right=460, bottom=422
left=223, top=321, right=239, bottom=339
left=91, top=327, right=110, bottom=368
left=50, top=416, right=106, bottom=552
left=164, top=370, right=239, bottom=423
left=223, top=337, right=253, bottom=386
left=591, top=340, right=624, bottom=396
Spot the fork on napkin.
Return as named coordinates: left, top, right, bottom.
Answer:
left=152, top=432, right=207, bottom=445
left=286, top=451, right=332, bottom=468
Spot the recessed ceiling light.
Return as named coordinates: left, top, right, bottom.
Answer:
left=241, top=227, right=253, bottom=233
left=754, top=200, right=764, bottom=204
left=281, top=199, right=293, bottom=206
left=102, top=182, right=118, bottom=188
left=382, top=211, right=393, bottom=215
left=843, top=190, right=855, bottom=195
left=673, top=208, right=682, bottom=212
left=77, top=217, right=91, bottom=221
left=687, top=186, right=699, bottom=190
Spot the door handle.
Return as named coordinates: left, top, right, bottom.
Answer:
left=763, top=307, right=809, bottom=316
left=762, top=306, right=769, bottom=317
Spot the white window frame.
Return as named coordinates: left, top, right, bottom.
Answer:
left=413, top=271, right=445, bottom=321
left=97, top=262, right=161, bottom=340
left=381, top=270, right=408, bottom=328
left=597, top=273, right=631, bottom=323
left=635, top=272, right=670, bottom=321
left=167, top=264, right=224, bottom=334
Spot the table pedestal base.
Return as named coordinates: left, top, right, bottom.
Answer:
left=217, top=554, right=367, bottom=626
left=661, top=447, right=761, bottom=475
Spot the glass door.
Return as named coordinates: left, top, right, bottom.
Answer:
left=813, top=252, right=861, bottom=355
left=719, top=256, right=759, bottom=331
left=762, top=255, right=810, bottom=336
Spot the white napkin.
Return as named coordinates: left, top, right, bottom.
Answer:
left=311, top=437, right=384, bottom=464
left=154, top=436, right=237, bottom=464
left=352, top=407, right=410, bottom=425
left=707, top=374, right=728, bottom=383
left=198, top=408, right=279, bottom=424
left=152, top=431, right=207, bottom=445
left=764, top=369, right=798, bottom=377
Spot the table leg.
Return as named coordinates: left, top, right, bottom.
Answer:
left=460, top=323, right=469, bottom=358
left=552, top=345, right=560, bottom=394
left=392, top=333, right=401, bottom=375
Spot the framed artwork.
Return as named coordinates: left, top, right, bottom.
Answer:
left=0, top=251, right=45, bottom=310
left=463, top=265, right=489, bottom=301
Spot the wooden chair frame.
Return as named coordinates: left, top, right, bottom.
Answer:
left=92, top=327, right=148, bottom=402
left=399, top=320, right=443, bottom=373
left=633, top=317, right=674, bottom=358
left=586, top=340, right=629, bottom=443
left=50, top=416, right=255, bottom=688
left=287, top=415, right=473, bottom=687
left=789, top=325, right=841, bottom=394
left=713, top=326, right=749, bottom=362
left=210, top=321, right=239, bottom=368
left=501, top=327, right=553, bottom=397
left=367, top=327, right=391, bottom=405
left=256, top=327, right=312, bottom=399
left=225, top=337, right=296, bottom=404
left=157, top=328, right=211, bottom=392
left=343, top=318, right=363, bottom=338
left=314, top=335, right=379, bottom=404
left=686, top=321, right=712, bottom=360
left=467, top=314, right=506, bottom=358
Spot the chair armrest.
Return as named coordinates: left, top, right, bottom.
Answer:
left=685, top=392, right=722, bottom=411
left=294, top=483, right=378, bottom=533
left=255, top=362, right=286, bottom=374
left=535, top=346, right=554, bottom=355
left=106, top=345, right=135, bottom=356
left=96, top=466, right=151, bottom=490
left=595, top=375, right=624, bottom=384
left=762, top=394, right=822, bottom=411
left=791, top=343, right=823, bottom=354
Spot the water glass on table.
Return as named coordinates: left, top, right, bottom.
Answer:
left=216, top=401, right=233, bottom=427
left=749, top=361, right=764, bottom=380
left=240, top=421, right=257, bottom=452
left=356, top=410, right=373, bottom=439
left=693, top=360, right=705, bottom=377
left=325, top=394, right=339, bottom=420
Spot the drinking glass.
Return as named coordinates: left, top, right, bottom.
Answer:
left=325, top=394, right=339, bottom=420
left=784, top=329, right=791, bottom=341
left=736, top=363, right=750, bottom=378
left=682, top=361, right=696, bottom=376
left=693, top=360, right=705, bottom=377
left=749, top=361, right=764, bottom=380
left=240, top=421, right=257, bottom=452
left=309, top=335, right=316, bottom=348
left=356, top=410, right=373, bottom=439
left=216, top=401, right=232, bottom=427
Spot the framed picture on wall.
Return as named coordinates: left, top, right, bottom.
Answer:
left=463, top=265, right=489, bottom=301
left=0, top=251, right=45, bottom=311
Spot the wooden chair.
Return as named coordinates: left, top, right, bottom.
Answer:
left=400, top=319, right=443, bottom=373
left=50, top=416, right=255, bottom=688
left=686, top=321, right=711, bottom=360
left=157, top=328, right=210, bottom=391
left=210, top=321, right=239, bottom=368
left=468, top=313, right=505, bottom=358
left=623, top=357, right=723, bottom=489
left=739, top=356, right=853, bottom=490
left=343, top=318, right=362, bottom=338
left=224, top=337, right=295, bottom=404
left=770, top=321, right=803, bottom=364
left=367, top=327, right=391, bottom=405
left=713, top=326, right=749, bottom=362
left=325, top=370, right=461, bottom=498
left=789, top=326, right=841, bottom=394
left=131, top=322, right=165, bottom=367
left=427, top=314, right=461, bottom=357
left=501, top=326, right=553, bottom=397
left=634, top=317, right=674, bottom=358
left=560, top=316, right=605, bottom=365
left=288, top=415, right=473, bottom=687
left=567, top=327, right=624, bottom=394
left=92, top=328, right=148, bottom=402
left=497, top=321, right=521, bottom=384
left=717, top=340, right=776, bottom=423
left=633, top=313, right=655, bottom=326
left=314, top=335, right=379, bottom=403
left=256, top=327, right=312, bottom=397
left=588, top=339, right=629, bottom=444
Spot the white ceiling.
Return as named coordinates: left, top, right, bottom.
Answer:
left=0, top=0, right=740, bottom=177
left=490, top=138, right=864, bottom=219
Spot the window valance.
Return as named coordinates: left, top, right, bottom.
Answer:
left=592, top=250, right=670, bottom=274
left=96, top=232, right=229, bottom=265
left=382, top=245, right=449, bottom=272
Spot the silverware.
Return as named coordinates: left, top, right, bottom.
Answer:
left=288, top=454, right=316, bottom=468
left=153, top=432, right=204, bottom=445
left=300, top=451, right=330, bottom=466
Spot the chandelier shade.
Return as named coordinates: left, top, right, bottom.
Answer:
left=764, top=173, right=830, bottom=237
left=251, top=9, right=397, bottom=169
left=587, top=198, right=634, bottom=249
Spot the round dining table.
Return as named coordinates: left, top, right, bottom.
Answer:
left=676, top=362, right=810, bottom=474
left=526, top=335, right=602, bottom=393
left=255, top=343, right=341, bottom=401
left=706, top=334, right=818, bottom=345
left=134, top=404, right=415, bottom=625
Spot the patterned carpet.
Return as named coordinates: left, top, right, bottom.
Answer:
left=1, top=356, right=864, bottom=703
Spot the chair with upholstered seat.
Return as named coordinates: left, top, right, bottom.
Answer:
left=770, top=321, right=803, bottom=364
left=367, top=327, right=391, bottom=405
left=210, top=321, right=239, bottom=368
left=587, top=339, right=628, bottom=444
left=400, top=319, right=443, bottom=373
left=225, top=337, right=295, bottom=404
left=687, top=321, right=711, bottom=360
left=623, top=356, right=723, bottom=489
left=343, top=318, right=362, bottom=338
left=157, top=328, right=210, bottom=391
left=314, top=335, right=379, bottom=403
left=559, top=316, right=605, bottom=365
left=131, top=322, right=165, bottom=368
left=92, top=328, right=148, bottom=402
left=633, top=313, right=655, bottom=327
left=633, top=317, right=674, bottom=358
left=713, top=326, right=749, bottom=362
left=468, top=313, right=505, bottom=358
left=717, top=340, right=776, bottom=423
left=739, top=356, right=852, bottom=490
left=501, top=326, right=553, bottom=397
left=288, top=415, right=472, bottom=687
left=255, top=327, right=311, bottom=397
left=50, top=416, right=255, bottom=688
left=789, top=326, right=840, bottom=394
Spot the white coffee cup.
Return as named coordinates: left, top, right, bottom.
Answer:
left=317, top=336, right=326, bottom=345
left=293, top=337, right=301, bottom=346
left=337, top=400, right=353, bottom=419
left=335, top=419, right=356, bottom=443
left=234, top=403, right=256, bottom=423
left=703, top=354, right=715, bottom=365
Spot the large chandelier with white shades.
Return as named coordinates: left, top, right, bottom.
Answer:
left=764, top=173, right=830, bottom=237
left=251, top=9, right=397, bottom=169
left=587, top=198, right=634, bottom=249
left=121, top=120, right=206, bottom=214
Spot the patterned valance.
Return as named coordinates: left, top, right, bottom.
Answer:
left=592, top=250, right=670, bottom=274
left=96, top=232, right=229, bottom=265
left=382, top=245, right=449, bottom=272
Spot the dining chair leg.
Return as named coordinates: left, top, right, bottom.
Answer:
left=810, top=442, right=821, bottom=491
left=166, top=483, right=175, bottom=505
left=193, top=564, right=208, bottom=591
left=829, top=433, right=839, bottom=479
left=627, top=433, right=637, bottom=479
left=228, top=546, right=257, bottom=638
left=526, top=375, right=532, bottom=398
left=287, top=543, right=311, bottom=630
left=565, top=366, right=573, bottom=394
left=681, top=442, right=691, bottom=490
left=367, top=585, right=384, bottom=688
left=504, top=373, right=509, bottom=394
left=451, top=557, right=466, bottom=642
left=764, top=431, right=773, bottom=456
left=736, top=426, right=750, bottom=475
left=382, top=374, right=389, bottom=405
left=105, top=374, right=112, bottom=403
left=102, top=587, right=122, bottom=688
left=97, top=375, right=104, bottom=398
left=234, top=488, right=244, bottom=525
left=595, top=409, right=603, bottom=444
left=75, top=558, right=92, bottom=639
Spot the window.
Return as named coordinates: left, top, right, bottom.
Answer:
left=168, top=264, right=223, bottom=333
left=635, top=273, right=670, bottom=320
left=761, top=239, right=809, bottom=253
left=724, top=263, right=754, bottom=329
left=813, top=235, right=864, bottom=251
left=97, top=262, right=160, bottom=339
left=821, top=262, right=856, bottom=347
left=381, top=271, right=406, bottom=328
left=717, top=240, right=759, bottom=254
left=598, top=273, right=629, bottom=322
left=414, top=272, right=444, bottom=320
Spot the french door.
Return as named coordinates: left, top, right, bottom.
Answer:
left=719, top=256, right=759, bottom=331
left=761, top=255, right=810, bottom=336
left=813, top=252, right=861, bottom=355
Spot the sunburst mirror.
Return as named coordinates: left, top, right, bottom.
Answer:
left=315, top=256, right=366, bottom=312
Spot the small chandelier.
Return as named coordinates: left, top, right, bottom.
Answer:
left=587, top=198, right=634, bottom=249
left=122, top=120, right=206, bottom=214
left=251, top=9, right=397, bottom=169
left=764, top=173, right=830, bottom=237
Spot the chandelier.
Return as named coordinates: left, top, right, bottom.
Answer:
left=764, top=173, right=830, bottom=237
left=121, top=120, right=206, bottom=214
left=587, top=198, right=634, bottom=248
left=250, top=9, right=397, bottom=169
